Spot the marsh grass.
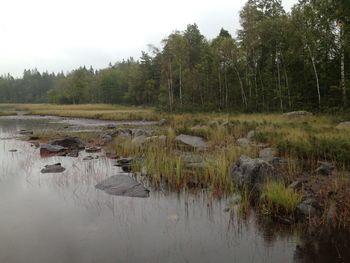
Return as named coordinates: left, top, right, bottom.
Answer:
left=261, top=182, right=302, bottom=214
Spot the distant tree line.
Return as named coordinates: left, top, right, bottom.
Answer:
left=0, top=0, right=349, bottom=112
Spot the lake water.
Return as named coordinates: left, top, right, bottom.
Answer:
left=0, top=116, right=348, bottom=263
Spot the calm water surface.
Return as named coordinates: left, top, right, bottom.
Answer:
left=0, top=116, right=348, bottom=263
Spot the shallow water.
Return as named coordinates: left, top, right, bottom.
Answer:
left=0, top=116, right=348, bottom=263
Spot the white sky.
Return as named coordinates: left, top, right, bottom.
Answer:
left=0, top=0, right=298, bottom=77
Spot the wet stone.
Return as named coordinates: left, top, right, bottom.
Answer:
left=85, top=146, right=101, bottom=153
left=41, top=163, right=66, bottom=173
left=48, top=137, right=85, bottom=149
left=40, top=144, right=67, bottom=157
left=95, top=174, right=150, bottom=198
left=19, top=129, right=34, bottom=135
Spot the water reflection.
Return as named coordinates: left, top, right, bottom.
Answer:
left=0, top=116, right=349, bottom=263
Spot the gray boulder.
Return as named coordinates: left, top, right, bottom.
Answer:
left=158, top=118, right=167, bottom=126
left=336, top=121, right=350, bottom=129
left=101, top=134, right=113, bottom=143
left=283, top=111, right=312, bottom=118
left=145, top=135, right=167, bottom=144
left=95, top=174, right=150, bottom=198
left=40, top=144, right=67, bottom=156
left=246, top=130, right=255, bottom=140
left=131, top=135, right=147, bottom=145
left=41, top=163, right=66, bottom=173
left=175, top=134, right=208, bottom=150
left=315, top=161, right=334, bottom=176
left=49, top=137, right=85, bottom=149
left=230, top=155, right=275, bottom=192
left=259, top=148, right=277, bottom=162
left=237, top=138, right=250, bottom=147
left=297, top=198, right=321, bottom=218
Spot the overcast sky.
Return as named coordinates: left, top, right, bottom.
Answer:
left=0, top=0, right=298, bottom=77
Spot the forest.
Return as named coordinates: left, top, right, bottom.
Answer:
left=0, top=0, right=349, bottom=112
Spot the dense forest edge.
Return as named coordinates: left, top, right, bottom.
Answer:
left=0, top=0, right=349, bottom=113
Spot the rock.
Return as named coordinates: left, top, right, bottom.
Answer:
left=326, top=201, right=337, bottom=225
left=19, top=129, right=33, bottom=135
left=297, top=198, right=321, bottom=218
left=230, top=155, right=275, bottom=192
left=40, top=144, right=67, bottom=157
left=284, top=111, right=313, bottom=118
left=132, top=129, right=149, bottom=137
left=48, top=137, right=85, bottom=149
left=208, top=120, right=219, bottom=127
left=106, top=124, right=116, bottom=129
left=85, top=146, right=101, bottom=153
left=101, top=134, right=113, bottom=143
left=95, top=174, right=150, bottom=198
left=336, top=121, right=350, bottom=129
left=115, top=128, right=132, bottom=138
left=246, top=130, right=255, bottom=140
left=131, top=135, right=147, bottom=145
left=9, top=149, right=17, bottom=152
left=288, top=180, right=303, bottom=190
left=145, top=135, right=167, bottom=144
left=259, top=148, right=277, bottom=162
left=28, top=141, right=40, bottom=148
left=315, top=161, right=334, bottom=176
left=158, top=118, right=167, bottom=126
left=237, top=138, right=250, bottom=147
left=67, top=149, right=79, bottom=157
left=41, top=163, right=66, bottom=173
left=175, top=134, right=208, bottom=150
left=115, top=157, right=133, bottom=165
left=83, top=156, right=93, bottom=161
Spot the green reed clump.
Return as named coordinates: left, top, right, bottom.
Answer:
left=261, top=182, right=302, bottom=213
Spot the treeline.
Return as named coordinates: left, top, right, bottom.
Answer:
left=0, top=0, right=349, bottom=112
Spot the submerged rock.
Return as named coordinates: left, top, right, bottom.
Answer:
left=175, top=134, right=208, bottom=150
left=85, top=146, right=101, bottom=153
left=48, top=137, right=85, bottom=149
left=41, top=163, right=66, bottom=173
left=40, top=144, right=67, bottom=157
left=19, top=129, right=34, bottom=135
left=95, top=174, right=150, bottom=198
left=230, top=155, right=275, bottom=192
left=83, top=155, right=99, bottom=161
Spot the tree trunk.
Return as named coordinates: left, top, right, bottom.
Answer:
left=307, top=44, right=321, bottom=108
left=234, top=64, right=247, bottom=108
left=179, top=62, right=183, bottom=107
left=340, top=24, right=347, bottom=107
left=276, top=48, right=283, bottom=112
left=280, top=50, right=291, bottom=109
